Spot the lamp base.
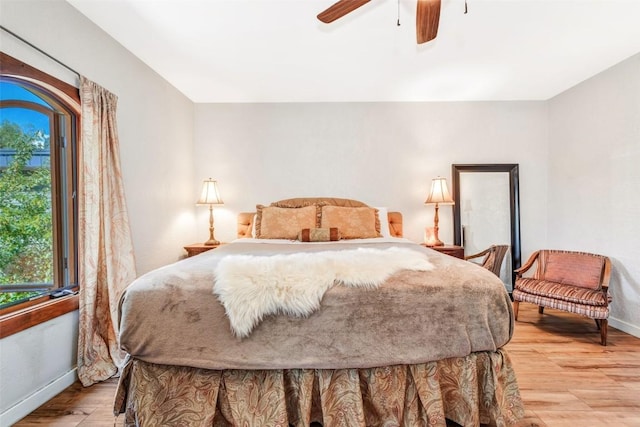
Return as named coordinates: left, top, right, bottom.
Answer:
left=203, top=239, right=220, bottom=246
left=424, top=227, right=444, bottom=247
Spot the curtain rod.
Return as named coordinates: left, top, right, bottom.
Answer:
left=1, top=25, right=81, bottom=78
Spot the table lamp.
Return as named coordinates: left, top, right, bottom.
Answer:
left=197, top=178, right=224, bottom=245
left=424, top=176, right=454, bottom=247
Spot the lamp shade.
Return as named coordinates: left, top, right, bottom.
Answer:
left=196, top=179, right=224, bottom=205
left=425, top=177, right=454, bottom=205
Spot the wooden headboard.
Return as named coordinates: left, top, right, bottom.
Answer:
left=238, top=197, right=403, bottom=238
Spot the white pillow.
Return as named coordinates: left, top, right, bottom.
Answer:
left=376, top=207, right=392, bottom=238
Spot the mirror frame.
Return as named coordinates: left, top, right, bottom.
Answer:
left=451, top=164, right=521, bottom=284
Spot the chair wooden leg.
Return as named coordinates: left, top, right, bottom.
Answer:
left=595, top=319, right=601, bottom=330
left=538, top=306, right=544, bottom=314
left=512, top=301, right=519, bottom=320
left=600, top=319, right=608, bottom=346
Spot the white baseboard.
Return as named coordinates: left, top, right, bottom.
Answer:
left=609, top=316, right=640, bottom=339
left=0, top=368, right=77, bottom=427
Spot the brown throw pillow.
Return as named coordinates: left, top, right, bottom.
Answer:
left=255, top=205, right=317, bottom=239
left=298, top=228, right=340, bottom=242
left=320, top=206, right=381, bottom=239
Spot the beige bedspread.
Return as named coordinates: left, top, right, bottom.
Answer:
left=118, top=240, right=514, bottom=371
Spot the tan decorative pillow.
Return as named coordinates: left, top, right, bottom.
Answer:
left=255, top=205, right=318, bottom=239
left=271, top=201, right=323, bottom=227
left=298, top=228, right=340, bottom=242
left=320, top=206, right=381, bottom=239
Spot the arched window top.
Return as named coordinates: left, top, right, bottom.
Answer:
left=0, top=81, right=52, bottom=108
left=1, top=81, right=54, bottom=144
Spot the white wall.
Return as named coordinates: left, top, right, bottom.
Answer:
left=194, top=102, right=549, bottom=260
left=1, top=0, right=196, bottom=422
left=548, top=53, right=640, bottom=337
left=0, top=312, right=78, bottom=426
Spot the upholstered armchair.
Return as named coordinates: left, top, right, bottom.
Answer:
left=512, top=250, right=612, bottom=345
left=464, top=244, right=510, bottom=277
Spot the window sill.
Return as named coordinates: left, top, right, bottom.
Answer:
left=0, top=293, right=79, bottom=339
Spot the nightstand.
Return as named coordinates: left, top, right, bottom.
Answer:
left=183, top=243, right=223, bottom=257
left=421, top=244, right=464, bottom=259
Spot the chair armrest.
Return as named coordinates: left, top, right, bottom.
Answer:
left=514, top=250, right=540, bottom=277
left=464, top=247, right=491, bottom=261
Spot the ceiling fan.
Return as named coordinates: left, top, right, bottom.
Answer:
left=317, top=0, right=441, bottom=44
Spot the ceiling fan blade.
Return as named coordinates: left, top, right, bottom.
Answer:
left=416, top=0, right=441, bottom=44
left=317, top=0, right=371, bottom=23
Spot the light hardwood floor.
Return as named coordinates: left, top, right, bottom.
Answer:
left=14, top=303, right=640, bottom=426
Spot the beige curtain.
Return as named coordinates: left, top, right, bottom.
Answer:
left=77, top=77, right=137, bottom=387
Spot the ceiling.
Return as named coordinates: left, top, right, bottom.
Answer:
left=67, top=0, right=640, bottom=103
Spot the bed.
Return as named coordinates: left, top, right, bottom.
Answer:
left=114, top=197, right=524, bottom=426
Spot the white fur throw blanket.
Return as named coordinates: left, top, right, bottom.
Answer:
left=213, top=247, right=434, bottom=338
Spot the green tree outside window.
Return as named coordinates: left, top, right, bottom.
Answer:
left=0, top=120, right=53, bottom=305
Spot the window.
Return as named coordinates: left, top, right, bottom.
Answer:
left=0, top=53, right=79, bottom=334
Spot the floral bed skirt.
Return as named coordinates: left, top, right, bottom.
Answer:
left=114, top=349, right=523, bottom=427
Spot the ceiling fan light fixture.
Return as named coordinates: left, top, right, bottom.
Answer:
left=317, top=0, right=443, bottom=45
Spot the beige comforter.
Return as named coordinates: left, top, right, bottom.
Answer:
left=118, top=239, right=514, bottom=371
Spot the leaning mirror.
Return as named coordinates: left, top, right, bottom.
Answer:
left=451, top=164, right=521, bottom=291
